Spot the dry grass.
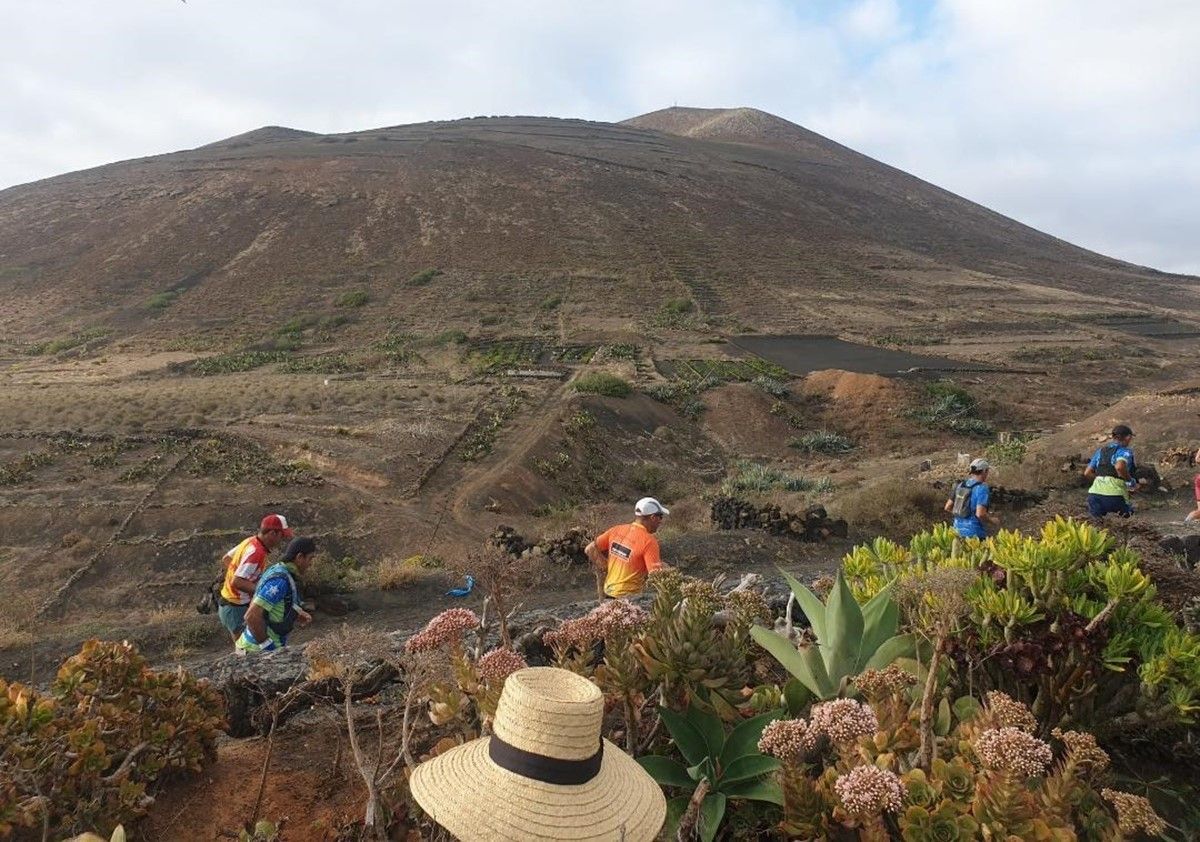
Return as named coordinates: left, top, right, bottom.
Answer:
left=832, top=477, right=945, bottom=541
left=376, top=555, right=444, bottom=590
left=0, top=620, right=33, bottom=650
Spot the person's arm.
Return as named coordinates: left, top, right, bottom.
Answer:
left=231, top=576, right=258, bottom=597
left=975, top=503, right=999, bottom=528
left=975, top=486, right=998, bottom=528
left=643, top=539, right=667, bottom=574
left=584, top=541, right=606, bottom=571
left=230, top=547, right=266, bottom=596
left=943, top=497, right=954, bottom=514
left=244, top=602, right=268, bottom=644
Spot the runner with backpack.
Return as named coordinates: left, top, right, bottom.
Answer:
left=944, top=458, right=998, bottom=539
left=1082, top=424, right=1146, bottom=518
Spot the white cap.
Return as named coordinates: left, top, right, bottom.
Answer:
left=969, top=458, right=990, bottom=473
left=634, top=497, right=670, bottom=517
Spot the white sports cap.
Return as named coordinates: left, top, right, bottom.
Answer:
left=635, top=497, right=670, bottom=517
left=969, top=458, right=990, bottom=472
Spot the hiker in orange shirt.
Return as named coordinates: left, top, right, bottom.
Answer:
left=586, top=498, right=670, bottom=599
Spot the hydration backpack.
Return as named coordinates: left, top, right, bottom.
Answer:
left=1093, top=444, right=1122, bottom=478
left=951, top=481, right=976, bottom=519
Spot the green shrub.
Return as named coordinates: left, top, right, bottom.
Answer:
left=628, top=462, right=666, bottom=494
left=907, top=380, right=993, bottom=437
left=479, top=314, right=500, bottom=327
left=573, top=372, right=632, bottom=398
left=0, top=640, right=223, bottom=839
left=751, top=375, right=788, bottom=397
left=722, top=461, right=828, bottom=495
left=336, top=290, right=370, bottom=307
left=539, top=294, right=563, bottom=311
left=146, top=290, right=179, bottom=310
left=662, top=298, right=694, bottom=315
left=26, top=327, right=112, bottom=356
left=191, top=351, right=289, bottom=375
left=789, top=430, right=855, bottom=455
left=408, top=268, right=441, bottom=287
left=983, top=436, right=1027, bottom=465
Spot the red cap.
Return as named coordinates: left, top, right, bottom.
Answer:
left=260, top=513, right=294, bottom=538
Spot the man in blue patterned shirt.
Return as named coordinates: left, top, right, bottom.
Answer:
left=237, top=537, right=316, bottom=653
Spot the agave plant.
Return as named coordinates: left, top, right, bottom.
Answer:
left=637, top=706, right=783, bottom=842
left=750, top=570, right=916, bottom=700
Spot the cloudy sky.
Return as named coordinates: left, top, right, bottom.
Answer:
left=3, top=0, right=1198, bottom=274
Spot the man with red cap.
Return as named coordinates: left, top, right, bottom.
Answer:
left=216, top=514, right=293, bottom=643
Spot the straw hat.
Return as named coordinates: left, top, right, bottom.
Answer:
left=410, top=667, right=666, bottom=841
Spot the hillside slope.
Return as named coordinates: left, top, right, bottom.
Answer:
left=0, top=109, right=1195, bottom=347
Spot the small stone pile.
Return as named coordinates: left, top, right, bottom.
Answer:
left=490, top=525, right=590, bottom=565
left=710, top=496, right=848, bottom=542
left=490, top=525, right=532, bottom=556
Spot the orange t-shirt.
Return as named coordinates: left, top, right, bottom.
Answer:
left=596, top=522, right=663, bottom=598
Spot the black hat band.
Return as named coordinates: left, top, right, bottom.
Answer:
left=488, top=734, right=603, bottom=785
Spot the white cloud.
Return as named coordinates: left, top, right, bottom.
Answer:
left=0, top=0, right=1196, bottom=273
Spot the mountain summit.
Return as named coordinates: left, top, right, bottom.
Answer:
left=0, top=110, right=1194, bottom=345
left=622, top=106, right=851, bottom=162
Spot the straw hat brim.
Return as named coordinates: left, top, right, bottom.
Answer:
left=410, top=736, right=666, bottom=841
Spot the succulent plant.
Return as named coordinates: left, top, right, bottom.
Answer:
left=638, top=706, right=783, bottom=842
left=750, top=570, right=917, bottom=700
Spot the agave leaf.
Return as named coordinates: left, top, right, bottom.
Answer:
left=658, top=706, right=710, bottom=766
left=720, top=709, right=783, bottom=767
left=721, top=777, right=785, bottom=805
left=778, top=567, right=827, bottom=642
left=823, top=572, right=865, bottom=682
left=720, top=754, right=781, bottom=786
left=861, top=634, right=918, bottom=672
left=698, top=793, right=728, bottom=842
left=857, top=584, right=900, bottom=670
left=637, top=755, right=695, bottom=788
left=750, top=626, right=835, bottom=698
left=783, top=678, right=813, bottom=715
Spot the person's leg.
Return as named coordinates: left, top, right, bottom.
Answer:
left=218, top=603, right=247, bottom=643
left=1087, top=494, right=1106, bottom=518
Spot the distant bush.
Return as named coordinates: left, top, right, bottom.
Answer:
left=376, top=555, right=443, bottom=591
left=721, top=460, right=830, bottom=495
left=480, top=314, right=500, bottom=327
left=907, top=380, right=994, bottom=437
left=146, top=290, right=179, bottom=310
left=432, top=329, right=468, bottom=345
left=751, top=375, right=788, bottom=397
left=790, top=430, right=855, bottom=454
left=0, top=640, right=223, bottom=839
left=984, top=435, right=1028, bottom=465
left=336, top=290, right=370, bottom=307
left=191, top=351, right=289, bottom=375
left=628, top=462, right=666, bottom=494
left=408, top=268, right=441, bottom=287
left=573, top=372, right=632, bottom=398
left=539, top=294, right=563, bottom=311
left=662, top=298, right=694, bottom=315
left=26, top=327, right=112, bottom=356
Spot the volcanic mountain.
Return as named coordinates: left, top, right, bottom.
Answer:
left=0, top=106, right=1195, bottom=347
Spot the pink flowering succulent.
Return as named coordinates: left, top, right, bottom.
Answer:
left=404, top=608, right=480, bottom=653
left=476, top=647, right=528, bottom=683
left=973, top=726, right=1053, bottom=777
left=834, top=765, right=904, bottom=816
left=543, top=599, right=649, bottom=650
left=757, top=718, right=821, bottom=764
left=810, top=699, right=878, bottom=746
